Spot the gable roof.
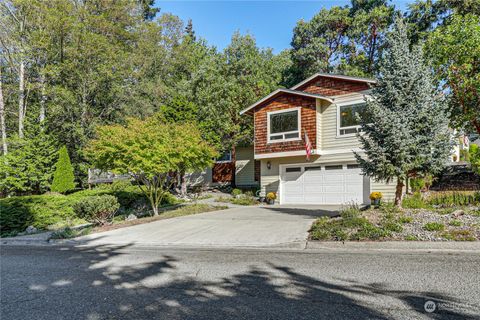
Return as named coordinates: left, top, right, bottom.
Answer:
left=239, top=88, right=333, bottom=115
left=290, top=73, right=376, bottom=90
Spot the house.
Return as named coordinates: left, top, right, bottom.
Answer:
left=239, top=73, right=399, bottom=205
left=185, top=146, right=260, bottom=189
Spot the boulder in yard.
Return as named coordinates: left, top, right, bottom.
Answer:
left=125, top=214, right=138, bottom=221
left=451, top=209, right=465, bottom=218
left=25, top=226, right=38, bottom=234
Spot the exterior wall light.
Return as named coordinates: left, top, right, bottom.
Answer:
left=267, top=161, right=271, bottom=170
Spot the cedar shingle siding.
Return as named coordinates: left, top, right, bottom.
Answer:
left=254, top=93, right=316, bottom=155
left=297, top=77, right=369, bottom=96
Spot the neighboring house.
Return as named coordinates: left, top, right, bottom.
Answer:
left=239, top=73, right=399, bottom=205
left=185, top=146, right=260, bottom=188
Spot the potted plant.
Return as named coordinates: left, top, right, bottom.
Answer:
left=369, top=192, right=383, bottom=207
left=266, top=192, right=277, bottom=205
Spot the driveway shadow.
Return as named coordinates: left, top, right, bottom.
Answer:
left=261, top=206, right=341, bottom=218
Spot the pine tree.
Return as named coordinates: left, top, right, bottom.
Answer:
left=51, top=146, right=75, bottom=193
left=355, top=18, right=452, bottom=207
left=184, top=19, right=196, bottom=41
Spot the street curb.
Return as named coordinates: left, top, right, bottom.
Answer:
left=306, top=240, right=480, bottom=252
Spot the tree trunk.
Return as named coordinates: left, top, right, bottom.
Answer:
left=0, top=66, right=7, bottom=155
left=394, top=178, right=404, bottom=207
left=18, top=59, right=25, bottom=138
left=180, top=170, right=187, bottom=197
left=231, top=145, right=236, bottom=188
left=39, top=72, right=46, bottom=124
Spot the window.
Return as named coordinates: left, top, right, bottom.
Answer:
left=268, top=108, right=301, bottom=142
left=285, top=167, right=301, bottom=173
left=338, top=102, right=367, bottom=136
left=304, top=166, right=321, bottom=171
left=325, top=165, right=343, bottom=170
left=347, top=164, right=360, bottom=169
left=216, top=151, right=232, bottom=163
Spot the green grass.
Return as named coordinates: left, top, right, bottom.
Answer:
left=399, top=216, right=413, bottom=224
left=215, top=195, right=259, bottom=206
left=404, top=235, right=418, bottom=241
left=427, top=191, right=480, bottom=208
left=402, top=192, right=431, bottom=209
left=441, top=229, right=476, bottom=241
left=423, top=222, right=445, bottom=231
left=310, top=206, right=391, bottom=241
left=0, top=183, right=178, bottom=237
left=449, top=219, right=462, bottom=227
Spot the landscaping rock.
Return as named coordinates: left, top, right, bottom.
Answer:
left=125, top=214, right=138, bottom=221
left=451, top=209, right=465, bottom=218
left=25, top=226, right=37, bottom=234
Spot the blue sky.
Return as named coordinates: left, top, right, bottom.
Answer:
left=155, top=1, right=412, bottom=53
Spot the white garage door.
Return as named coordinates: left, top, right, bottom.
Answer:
left=280, top=164, right=364, bottom=205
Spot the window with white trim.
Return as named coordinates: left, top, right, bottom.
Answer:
left=215, top=151, right=232, bottom=163
left=338, top=102, right=367, bottom=136
left=267, top=108, right=301, bottom=142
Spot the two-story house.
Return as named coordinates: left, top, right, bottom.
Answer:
left=240, top=73, right=398, bottom=205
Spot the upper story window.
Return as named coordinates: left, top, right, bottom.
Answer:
left=267, top=108, right=301, bottom=143
left=216, top=150, right=232, bottom=163
left=338, top=102, right=367, bottom=136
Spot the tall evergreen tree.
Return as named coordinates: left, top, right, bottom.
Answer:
left=51, top=145, right=75, bottom=193
left=184, top=19, right=196, bottom=41
left=355, top=18, right=452, bottom=206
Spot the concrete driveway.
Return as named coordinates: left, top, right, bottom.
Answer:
left=77, top=205, right=340, bottom=248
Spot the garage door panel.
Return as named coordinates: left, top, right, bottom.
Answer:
left=281, top=163, right=365, bottom=205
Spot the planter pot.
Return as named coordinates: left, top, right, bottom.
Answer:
left=372, top=199, right=381, bottom=206
left=259, top=197, right=265, bottom=203
left=267, top=199, right=275, bottom=205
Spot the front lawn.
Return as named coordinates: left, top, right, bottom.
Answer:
left=310, top=201, right=480, bottom=242
left=88, top=203, right=228, bottom=234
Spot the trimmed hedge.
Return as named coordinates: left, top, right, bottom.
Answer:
left=74, top=195, right=119, bottom=225
left=0, top=182, right=177, bottom=236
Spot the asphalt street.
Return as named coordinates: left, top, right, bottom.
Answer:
left=1, top=245, right=479, bottom=320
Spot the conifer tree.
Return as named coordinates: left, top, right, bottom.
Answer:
left=355, top=18, right=452, bottom=206
left=51, top=146, right=75, bottom=193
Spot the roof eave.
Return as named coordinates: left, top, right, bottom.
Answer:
left=239, top=89, right=333, bottom=116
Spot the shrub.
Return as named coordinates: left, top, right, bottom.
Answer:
left=423, top=222, right=445, bottom=231
left=379, top=202, right=401, bottom=214
left=469, top=144, right=480, bottom=174
left=231, top=188, right=242, bottom=197
left=231, top=196, right=259, bottom=206
left=51, top=146, right=75, bottom=193
left=404, top=235, right=418, bottom=241
left=50, top=227, right=92, bottom=239
left=402, top=192, right=429, bottom=209
left=427, top=191, right=480, bottom=207
left=0, top=194, right=78, bottom=236
left=340, top=204, right=361, bottom=219
left=73, top=195, right=119, bottom=225
left=409, top=178, right=425, bottom=192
